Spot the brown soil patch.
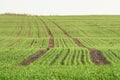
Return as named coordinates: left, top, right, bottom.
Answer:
left=49, top=20, right=71, bottom=38
left=20, top=17, right=54, bottom=66
left=72, top=38, right=86, bottom=47
left=48, top=38, right=54, bottom=48
left=21, top=49, right=48, bottom=65
left=49, top=19, right=110, bottom=65
left=90, top=49, right=110, bottom=65
left=39, top=17, right=53, bottom=37
left=39, top=17, right=54, bottom=48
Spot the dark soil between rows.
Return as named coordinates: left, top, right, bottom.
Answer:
left=72, top=38, right=86, bottom=47
left=90, top=49, right=110, bottom=65
left=20, top=50, right=48, bottom=65
left=49, top=19, right=110, bottom=65
left=20, top=17, right=54, bottom=66
left=48, top=38, right=54, bottom=48
left=39, top=17, right=53, bottom=37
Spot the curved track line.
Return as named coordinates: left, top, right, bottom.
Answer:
left=20, top=17, right=54, bottom=66
left=21, top=50, right=48, bottom=65
left=39, top=17, right=54, bottom=48
left=48, top=18, right=110, bottom=65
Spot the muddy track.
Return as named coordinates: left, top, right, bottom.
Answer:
left=21, top=50, right=48, bottom=65
left=39, top=17, right=54, bottom=48
left=72, top=38, right=86, bottom=48
left=48, top=37, right=54, bottom=48
left=49, top=19, right=110, bottom=65
left=90, top=49, right=110, bottom=65
left=39, top=17, right=53, bottom=37
left=49, top=20, right=71, bottom=38
left=20, top=17, right=54, bottom=66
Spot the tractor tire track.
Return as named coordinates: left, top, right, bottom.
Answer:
left=21, top=50, right=48, bottom=65
left=89, top=49, right=110, bottom=65
left=39, top=17, right=54, bottom=48
left=49, top=19, right=110, bottom=65
left=20, top=17, right=54, bottom=66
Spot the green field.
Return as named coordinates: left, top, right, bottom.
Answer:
left=0, top=14, right=120, bottom=80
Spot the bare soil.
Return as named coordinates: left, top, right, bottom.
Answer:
left=49, top=19, right=110, bottom=65
left=90, top=49, right=110, bottom=65
left=20, top=17, right=54, bottom=66
left=72, top=38, right=86, bottom=47
left=20, top=50, right=48, bottom=65
left=39, top=17, right=53, bottom=37
left=48, top=38, right=54, bottom=48
left=49, top=20, right=71, bottom=38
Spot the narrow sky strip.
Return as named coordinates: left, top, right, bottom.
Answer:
left=0, top=0, right=120, bottom=15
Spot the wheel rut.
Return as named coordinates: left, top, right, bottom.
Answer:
left=89, top=49, right=110, bottom=65
left=20, top=17, right=54, bottom=66
left=48, top=19, right=110, bottom=65
left=21, top=50, right=48, bottom=65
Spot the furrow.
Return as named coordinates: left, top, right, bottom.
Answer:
left=49, top=19, right=110, bottom=65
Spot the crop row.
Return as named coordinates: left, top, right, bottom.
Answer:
left=32, top=48, right=93, bottom=65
